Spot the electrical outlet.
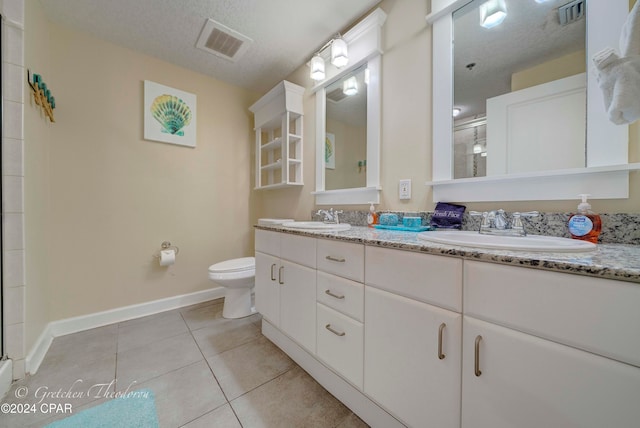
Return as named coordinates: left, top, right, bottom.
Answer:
left=399, top=179, right=411, bottom=200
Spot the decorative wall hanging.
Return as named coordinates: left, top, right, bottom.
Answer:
left=27, top=70, right=56, bottom=122
left=325, top=132, right=336, bottom=169
left=143, top=80, right=197, bottom=148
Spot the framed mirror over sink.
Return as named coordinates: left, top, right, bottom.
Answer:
left=427, top=0, right=640, bottom=202
left=312, top=9, right=386, bottom=205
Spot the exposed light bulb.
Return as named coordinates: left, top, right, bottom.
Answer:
left=473, top=143, right=483, bottom=154
left=453, top=108, right=462, bottom=117
left=310, top=54, right=325, bottom=81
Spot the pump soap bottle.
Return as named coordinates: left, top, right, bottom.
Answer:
left=367, top=202, right=379, bottom=227
left=568, top=194, right=601, bottom=243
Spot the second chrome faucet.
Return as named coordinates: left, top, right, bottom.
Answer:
left=470, top=209, right=539, bottom=236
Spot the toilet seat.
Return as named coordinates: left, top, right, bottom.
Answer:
left=208, top=257, right=255, bottom=273
left=208, top=257, right=255, bottom=282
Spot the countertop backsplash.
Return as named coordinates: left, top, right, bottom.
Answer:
left=311, top=210, right=640, bottom=245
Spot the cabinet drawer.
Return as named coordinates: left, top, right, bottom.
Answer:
left=317, top=303, right=364, bottom=389
left=317, top=239, right=364, bottom=282
left=255, top=229, right=280, bottom=256
left=281, top=233, right=316, bottom=268
left=317, top=271, right=364, bottom=322
left=365, top=246, right=462, bottom=312
left=464, top=261, right=640, bottom=368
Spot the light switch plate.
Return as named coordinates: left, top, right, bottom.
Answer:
left=399, top=179, right=411, bottom=200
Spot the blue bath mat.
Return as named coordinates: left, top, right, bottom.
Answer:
left=44, top=389, right=159, bottom=428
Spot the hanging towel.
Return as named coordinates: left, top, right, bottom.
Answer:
left=593, top=2, right=640, bottom=125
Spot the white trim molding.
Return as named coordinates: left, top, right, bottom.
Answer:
left=25, top=287, right=225, bottom=375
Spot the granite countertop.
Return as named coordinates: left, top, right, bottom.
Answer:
left=255, top=225, right=640, bottom=284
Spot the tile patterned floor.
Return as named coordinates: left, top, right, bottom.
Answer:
left=0, top=299, right=369, bottom=428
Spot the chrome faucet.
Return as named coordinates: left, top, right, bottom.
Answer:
left=470, top=210, right=538, bottom=236
left=315, top=208, right=343, bottom=224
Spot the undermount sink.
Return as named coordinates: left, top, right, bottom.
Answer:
left=417, top=230, right=596, bottom=252
left=281, top=221, right=351, bottom=232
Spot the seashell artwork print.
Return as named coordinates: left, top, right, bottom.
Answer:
left=150, top=94, right=192, bottom=136
left=144, top=81, right=196, bottom=147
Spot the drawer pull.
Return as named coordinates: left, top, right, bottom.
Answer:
left=278, top=266, right=284, bottom=285
left=474, top=335, right=483, bottom=377
left=325, top=324, right=346, bottom=337
left=270, top=263, right=277, bottom=281
left=325, top=289, right=345, bottom=300
left=325, top=255, right=346, bottom=263
left=438, top=323, right=446, bottom=360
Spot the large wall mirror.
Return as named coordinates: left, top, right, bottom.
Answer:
left=428, top=0, right=638, bottom=202
left=313, top=9, right=386, bottom=205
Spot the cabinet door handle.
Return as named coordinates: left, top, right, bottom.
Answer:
left=474, top=335, right=483, bottom=377
left=278, top=266, right=284, bottom=285
left=325, top=255, right=346, bottom=263
left=270, top=264, right=277, bottom=281
left=438, top=323, right=446, bottom=360
left=325, top=289, right=345, bottom=300
left=325, top=324, right=346, bottom=337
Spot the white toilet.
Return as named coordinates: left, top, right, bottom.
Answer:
left=208, top=256, right=256, bottom=319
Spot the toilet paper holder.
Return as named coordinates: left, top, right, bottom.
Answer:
left=153, top=241, right=180, bottom=258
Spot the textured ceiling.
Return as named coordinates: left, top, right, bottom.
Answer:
left=39, top=0, right=380, bottom=93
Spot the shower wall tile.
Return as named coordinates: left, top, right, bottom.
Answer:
left=3, top=213, right=24, bottom=250
left=2, top=62, right=24, bottom=103
left=3, top=175, right=23, bottom=213
left=1, top=138, right=23, bottom=176
left=3, top=250, right=25, bottom=287
left=3, top=0, right=24, bottom=25
left=2, top=100, right=23, bottom=140
left=4, top=285, right=24, bottom=325
left=5, top=323, right=24, bottom=358
left=4, top=22, right=23, bottom=66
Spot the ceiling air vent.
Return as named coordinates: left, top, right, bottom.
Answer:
left=196, top=19, right=253, bottom=62
left=558, top=0, right=585, bottom=26
left=327, top=87, right=349, bottom=103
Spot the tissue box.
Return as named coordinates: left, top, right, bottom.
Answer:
left=402, top=216, right=422, bottom=228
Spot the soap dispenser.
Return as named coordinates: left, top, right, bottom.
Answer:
left=568, top=194, right=602, bottom=243
left=367, top=202, right=378, bottom=227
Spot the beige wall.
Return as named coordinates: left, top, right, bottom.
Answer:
left=23, top=1, right=258, bottom=350
left=24, top=0, right=53, bottom=356
left=511, top=50, right=586, bottom=91
left=257, top=0, right=640, bottom=218
left=325, top=118, right=366, bottom=190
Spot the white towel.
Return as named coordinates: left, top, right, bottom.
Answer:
left=593, top=2, right=640, bottom=125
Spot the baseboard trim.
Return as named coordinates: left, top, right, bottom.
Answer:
left=26, top=287, right=225, bottom=375
left=261, top=320, right=404, bottom=428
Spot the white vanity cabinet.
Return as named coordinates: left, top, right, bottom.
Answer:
left=461, top=261, right=640, bottom=428
left=363, top=246, right=463, bottom=428
left=255, top=229, right=317, bottom=353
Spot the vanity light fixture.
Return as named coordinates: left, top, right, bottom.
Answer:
left=309, top=35, right=350, bottom=81
left=453, top=107, right=462, bottom=117
left=310, top=54, right=326, bottom=81
left=331, top=36, right=349, bottom=68
left=480, top=0, right=507, bottom=29
left=343, top=76, right=358, bottom=96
